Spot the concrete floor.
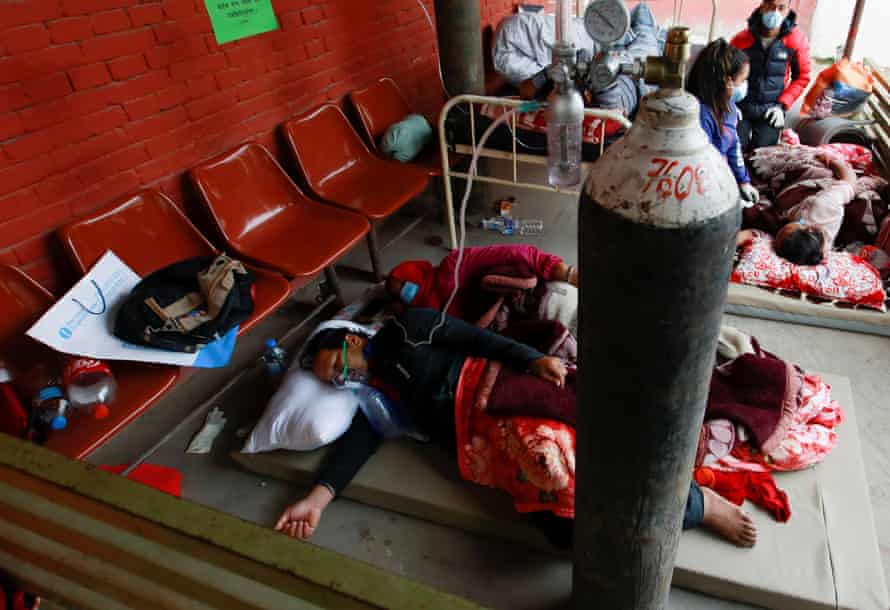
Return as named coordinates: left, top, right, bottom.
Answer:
left=88, top=162, right=889, bottom=610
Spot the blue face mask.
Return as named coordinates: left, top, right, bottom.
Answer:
left=399, top=281, right=419, bottom=304
left=761, top=10, right=784, bottom=30
left=731, top=81, right=749, bottom=103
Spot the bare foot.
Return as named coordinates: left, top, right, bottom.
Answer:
left=701, top=487, right=757, bottom=548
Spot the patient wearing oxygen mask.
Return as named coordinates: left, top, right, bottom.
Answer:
left=275, top=308, right=757, bottom=549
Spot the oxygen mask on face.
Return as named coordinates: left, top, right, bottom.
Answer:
left=332, top=341, right=369, bottom=388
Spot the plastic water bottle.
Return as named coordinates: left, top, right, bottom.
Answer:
left=64, top=358, right=116, bottom=420
left=34, top=387, right=69, bottom=431
left=262, top=338, right=288, bottom=379
left=20, top=362, right=68, bottom=441
left=482, top=217, right=506, bottom=232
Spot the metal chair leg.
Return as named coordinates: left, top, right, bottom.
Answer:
left=323, top=266, right=345, bottom=308
left=367, top=223, right=385, bottom=283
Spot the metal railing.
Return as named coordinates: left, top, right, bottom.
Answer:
left=864, top=58, right=890, bottom=174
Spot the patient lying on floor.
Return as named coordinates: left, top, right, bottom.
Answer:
left=740, top=145, right=890, bottom=265
left=386, top=243, right=578, bottom=336
left=274, top=308, right=757, bottom=548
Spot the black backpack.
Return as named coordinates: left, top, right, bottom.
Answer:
left=114, top=255, right=255, bottom=353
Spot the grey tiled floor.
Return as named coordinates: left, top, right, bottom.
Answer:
left=89, top=164, right=889, bottom=609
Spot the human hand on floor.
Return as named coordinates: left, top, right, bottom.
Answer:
left=531, top=356, right=568, bottom=388
left=275, top=485, right=334, bottom=540
left=764, top=105, right=785, bottom=129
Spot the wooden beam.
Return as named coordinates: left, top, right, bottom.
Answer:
left=0, top=435, right=487, bottom=610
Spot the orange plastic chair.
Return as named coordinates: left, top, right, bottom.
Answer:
left=58, top=189, right=292, bottom=334
left=349, top=77, right=444, bottom=177
left=283, top=103, right=430, bottom=281
left=0, top=264, right=178, bottom=459
left=189, top=143, right=370, bottom=304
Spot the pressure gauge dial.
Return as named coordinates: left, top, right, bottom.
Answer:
left=584, top=0, right=631, bottom=46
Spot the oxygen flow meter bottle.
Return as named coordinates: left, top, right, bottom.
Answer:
left=547, top=86, right=585, bottom=187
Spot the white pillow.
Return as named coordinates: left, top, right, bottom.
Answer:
left=241, top=369, right=358, bottom=453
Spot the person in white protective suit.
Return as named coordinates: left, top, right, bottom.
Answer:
left=492, top=2, right=662, bottom=118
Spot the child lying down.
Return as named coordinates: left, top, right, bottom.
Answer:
left=273, top=308, right=757, bottom=549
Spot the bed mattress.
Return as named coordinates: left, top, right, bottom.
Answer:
left=726, top=283, right=890, bottom=337
left=234, top=373, right=888, bottom=610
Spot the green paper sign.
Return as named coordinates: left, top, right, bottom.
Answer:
left=205, top=0, right=279, bottom=45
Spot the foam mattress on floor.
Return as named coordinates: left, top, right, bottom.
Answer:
left=233, top=373, right=889, bottom=610
left=726, top=283, right=890, bottom=337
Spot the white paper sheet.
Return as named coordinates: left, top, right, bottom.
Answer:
left=27, top=251, right=236, bottom=368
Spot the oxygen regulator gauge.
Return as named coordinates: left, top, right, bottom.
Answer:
left=584, top=0, right=631, bottom=46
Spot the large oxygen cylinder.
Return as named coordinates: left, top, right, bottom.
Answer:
left=573, top=89, right=741, bottom=609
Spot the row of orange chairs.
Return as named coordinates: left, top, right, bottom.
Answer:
left=0, top=78, right=444, bottom=460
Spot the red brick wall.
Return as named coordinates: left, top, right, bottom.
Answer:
left=0, top=0, right=454, bottom=292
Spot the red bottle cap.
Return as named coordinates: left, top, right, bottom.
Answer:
left=92, top=404, right=110, bottom=420
left=63, top=358, right=112, bottom=385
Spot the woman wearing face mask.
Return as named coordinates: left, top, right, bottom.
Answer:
left=688, top=39, right=759, bottom=205
left=731, top=0, right=812, bottom=151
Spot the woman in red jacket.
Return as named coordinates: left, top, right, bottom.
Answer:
left=731, top=0, right=812, bottom=151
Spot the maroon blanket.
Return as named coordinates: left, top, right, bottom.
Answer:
left=707, top=347, right=800, bottom=454
left=484, top=323, right=796, bottom=457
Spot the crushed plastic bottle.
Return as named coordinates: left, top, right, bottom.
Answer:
left=64, top=358, right=116, bottom=420
left=262, top=338, right=288, bottom=379
left=481, top=216, right=515, bottom=236
left=519, top=219, right=544, bottom=235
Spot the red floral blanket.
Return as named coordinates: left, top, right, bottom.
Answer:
left=454, top=359, right=842, bottom=519
left=455, top=357, right=575, bottom=518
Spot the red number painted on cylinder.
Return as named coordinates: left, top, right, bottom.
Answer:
left=695, top=165, right=709, bottom=196
left=643, top=158, right=670, bottom=194
left=675, top=166, right=694, bottom=201
left=643, top=158, right=710, bottom=200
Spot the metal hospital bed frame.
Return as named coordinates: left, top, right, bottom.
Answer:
left=436, top=95, right=632, bottom=249
left=435, top=1, right=721, bottom=249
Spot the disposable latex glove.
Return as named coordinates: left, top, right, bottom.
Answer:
left=764, top=105, right=785, bottom=129
left=740, top=183, right=760, bottom=206
left=187, top=407, right=227, bottom=454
